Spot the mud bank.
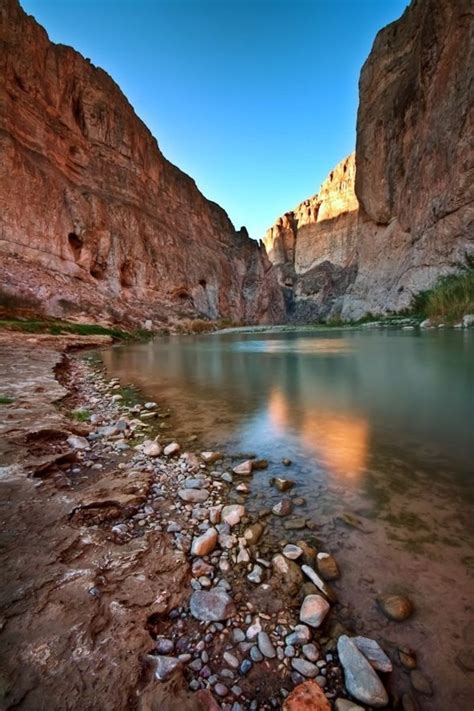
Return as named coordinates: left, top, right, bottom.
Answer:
left=0, top=333, right=440, bottom=710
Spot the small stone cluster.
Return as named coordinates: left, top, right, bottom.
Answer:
left=61, top=357, right=423, bottom=710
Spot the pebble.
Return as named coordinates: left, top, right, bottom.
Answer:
left=155, top=638, right=174, bottom=654
left=283, top=544, right=303, bottom=560
left=223, top=652, right=239, bottom=669
left=300, top=595, right=330, bottom=628
left=164, top=442, right=180, bottom=456
left=67, top=434, right=90, bottom=450
left=153, top=655, right=182, bottom=681
left=189, top=590, right=236, bottom=621
left=377, top=594, right=414, bottom=621
left=285, top=625, right=311, bottom=646
left=222, top=504, right=245, bottom=526
left=250, top=646, right=264, bottom=662
left=316, top=552, right=340, bottom=581
left=272, top=498, right=293, bottom=516
left=335, top=700, right=365, bottom=711
left=290, top=658, right=318, bottom=678
left=178, top=488, right=209, bottom=503
left=240, top=659, right=252, bottom=675
left=302, top=643, right=319, bottom=662
left=244, top=522, right=264, bottom=544
left=258, top=631, right=276, bottom=658
left=191, top=527, right=218, bottom=556
left=214, top=683, right=228, bottom=697
left=272, top=477, right=294, bottom=492
left=232, top=460, right=253, bottom=475
left=201, top=451, right=222, bottom=464
left=142, top=441, right=162, bottom=457
left=247, top=564, right=263, bottom=584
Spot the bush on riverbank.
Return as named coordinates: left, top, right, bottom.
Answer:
left=411, top=268, right=474, bottom=323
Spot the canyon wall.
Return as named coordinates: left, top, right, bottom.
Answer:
left=264, top=0, right=474, bottom=321
left=0, top=0, right=284, bottom=327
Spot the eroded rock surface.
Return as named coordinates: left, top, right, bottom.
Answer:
left=0, top=0, right=284, bottom=327
left=264, top=0, right=473, bottom=321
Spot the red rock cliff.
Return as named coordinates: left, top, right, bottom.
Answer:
left=264, top=0, right=473, bottom=321
left=0, top=0, right=284, bottom=326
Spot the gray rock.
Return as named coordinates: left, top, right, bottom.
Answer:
left=337, top=635, right=388, bottom=707
left=223, top=652, right=239, bottom=669
left=302, top=643, right=319, bottom=662
left=290, top=657, right=318, bottom=678
left=155, top=638, right=174, bottom=654
left=258, top=631, right=276, bottom=659
left=247, top=564, right=263, bottom=584
left=189, top=590, right=236, bottom=621
left=353, top=636, right=393, bottom=672
left=285, top=624, right=311, bottom=646
left=153, top=655, right=182, bottom=681
left=250, top=645, right=263, bottom=662
left=184, top=477, right=206, bottom=489
left=178, top=488, right=209, bottom=503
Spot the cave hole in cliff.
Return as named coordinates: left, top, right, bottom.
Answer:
left=68, top=233, right=83, bottom=261
left=120, top=261, right=134, bottom=288
left=199, top=279, right=207, bottom=289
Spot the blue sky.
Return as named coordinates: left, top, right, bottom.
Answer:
left=22, top=0, right=407, bottom=238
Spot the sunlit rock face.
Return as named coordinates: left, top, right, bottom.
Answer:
left=263, top=154, right=359, bottom=321
left=0, top=0, right=284, bottom=326
left=264, top=0, right=474, bottom=321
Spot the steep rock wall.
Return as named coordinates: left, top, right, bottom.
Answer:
left=0, top=0, right=284, bottom=326
left=264, top=0, right=474, bottom=321
left=263, top=154, right=359, bottom=321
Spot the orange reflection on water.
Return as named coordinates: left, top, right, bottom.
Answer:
left=267, top=388, right=369, bottom=480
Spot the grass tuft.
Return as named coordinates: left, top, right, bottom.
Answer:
left=411, top=268, right=474, bottom=323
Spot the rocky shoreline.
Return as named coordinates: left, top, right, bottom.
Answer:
left=0, top=334, right=437, bottom=710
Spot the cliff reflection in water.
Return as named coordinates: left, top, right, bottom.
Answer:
left=100, top=329, right=474, bottom=489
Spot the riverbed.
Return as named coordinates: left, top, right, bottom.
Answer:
left=99, top=327, right=474, bottom=709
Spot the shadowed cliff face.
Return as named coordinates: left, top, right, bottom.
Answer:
left=0, top=0, right=284, bottom=327
left=264, top=0, right=474, bottom=321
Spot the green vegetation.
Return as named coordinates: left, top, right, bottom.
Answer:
left=0, top=395, right=14, bottom=405
left=410, top=268, right=474, bottom=324
left=71, top=408, right=91, bottom=422
left=0, top=317, right=151, bottom=341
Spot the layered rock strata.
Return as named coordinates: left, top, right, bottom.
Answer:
left=0, top=0, right=284, bottom=326
left=264, top=0, right=474, bottom=321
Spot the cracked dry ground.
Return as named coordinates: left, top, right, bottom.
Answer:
left=0, top=335, right=195, bottom=711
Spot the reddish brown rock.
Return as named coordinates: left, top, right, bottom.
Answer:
left=0, top=0, right=284, bottom=327
left=282, top=680, right=331, bottom=711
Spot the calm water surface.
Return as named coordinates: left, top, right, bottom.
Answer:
left=100, top=329, right=474, bottom=709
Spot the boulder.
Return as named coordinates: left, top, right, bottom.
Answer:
left=337, top=635, right=388, bottom=707
left=221, top=504, right=245, bottom=526
left=178, top=489, right=209, bottom=503
left=353, top=636, right=393, bottom=672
